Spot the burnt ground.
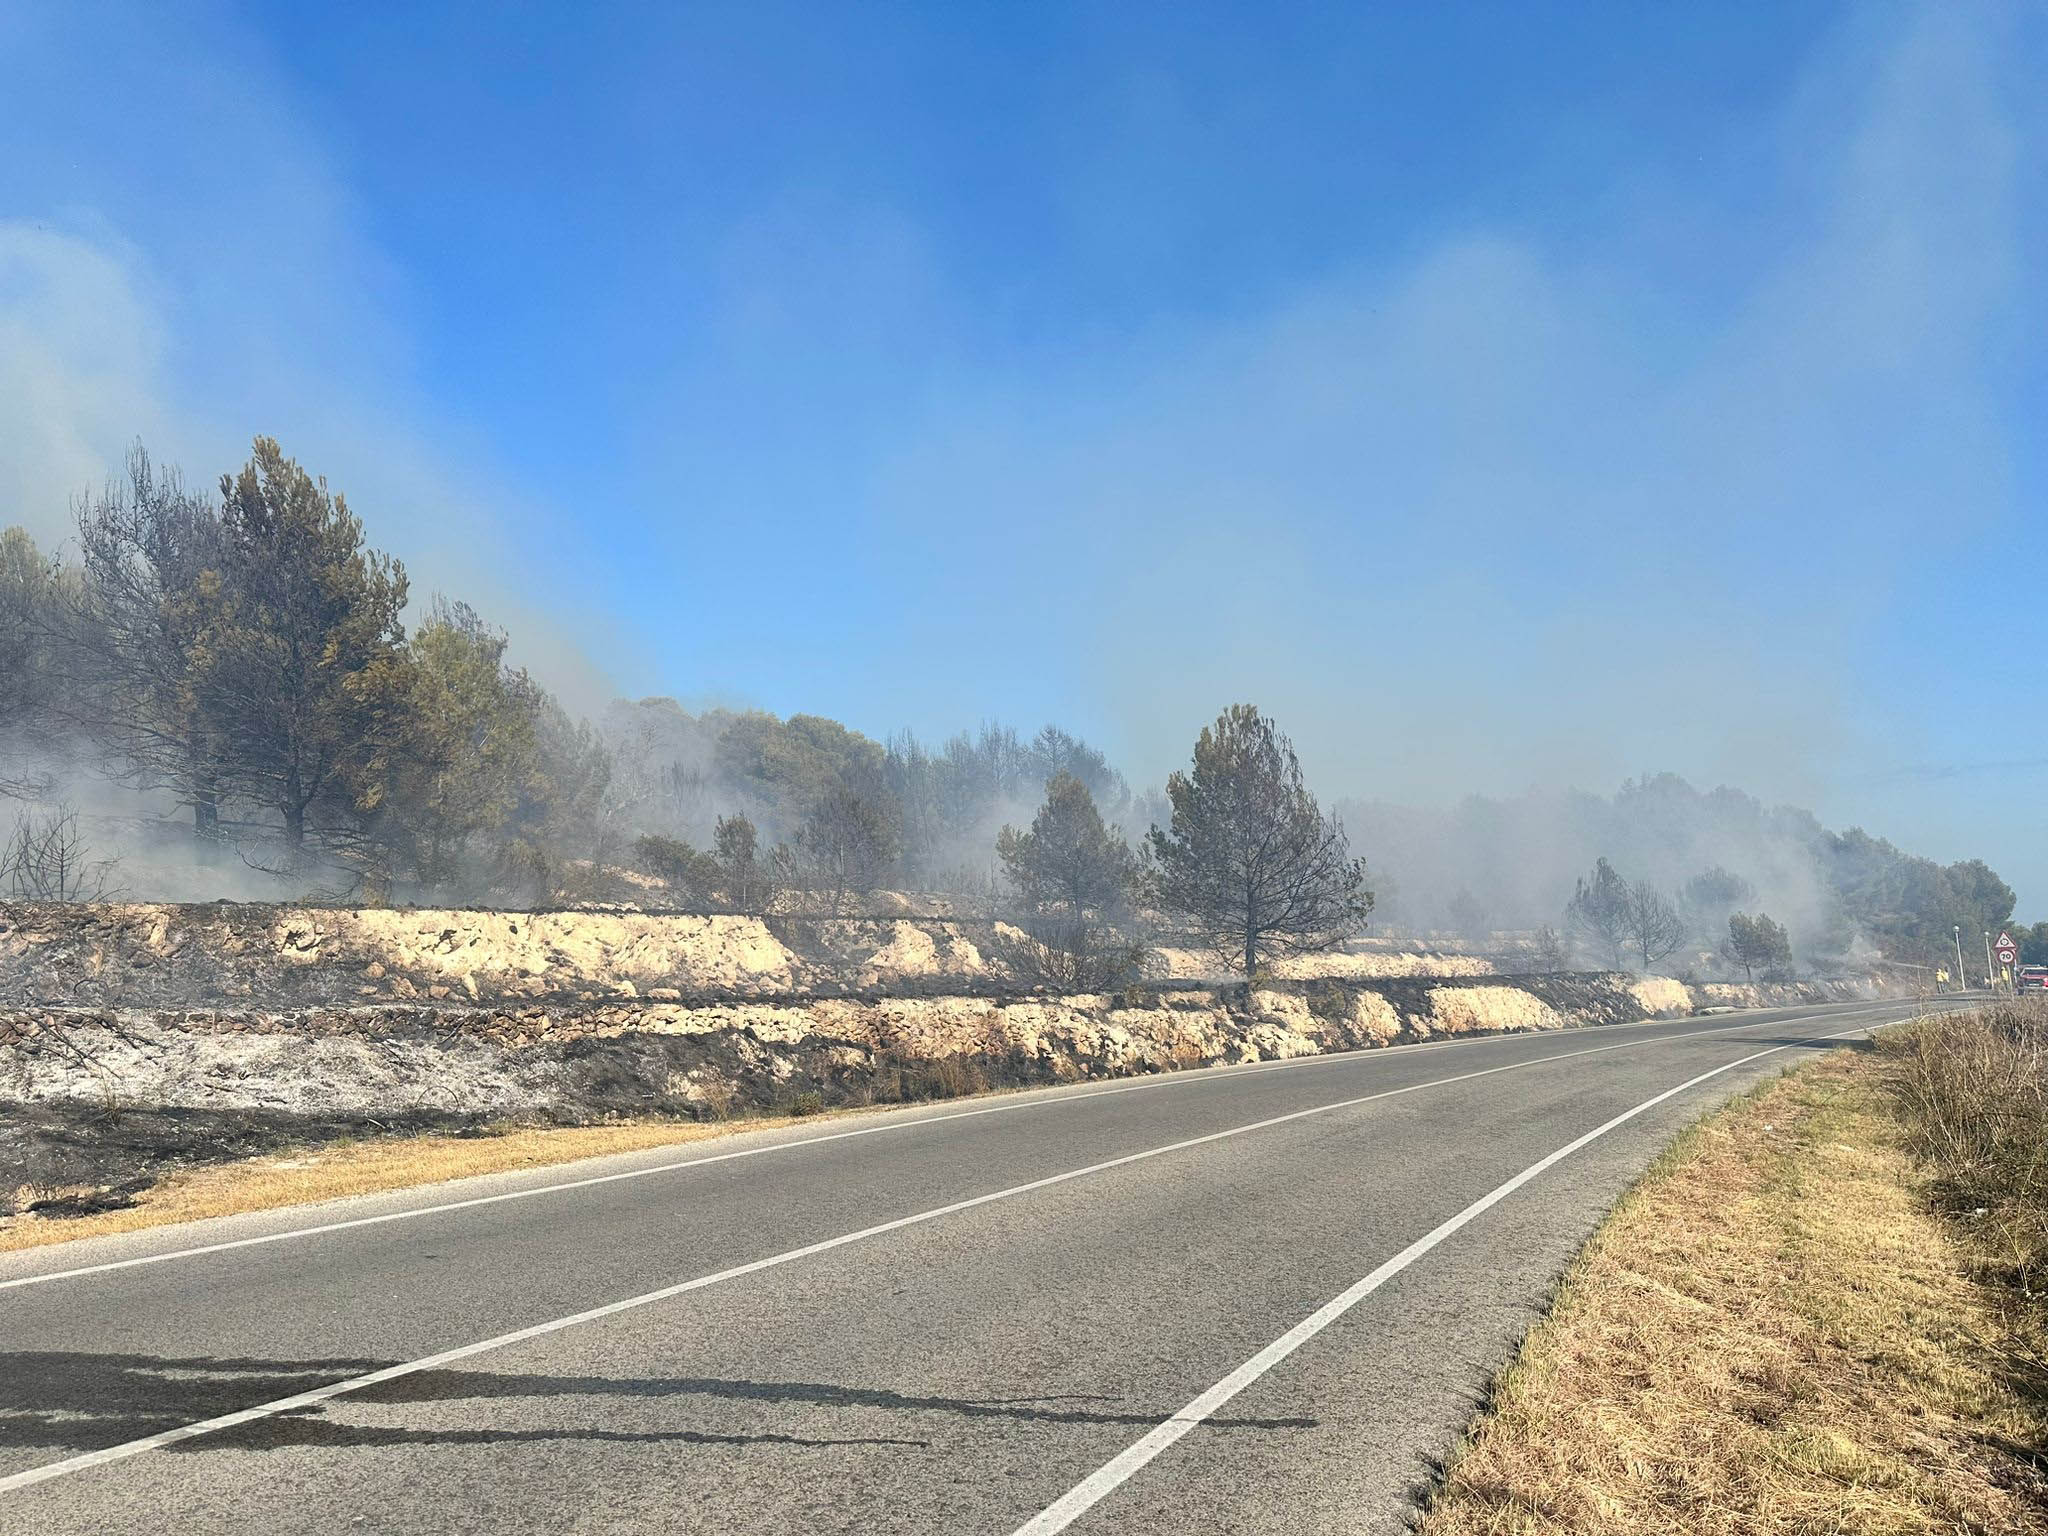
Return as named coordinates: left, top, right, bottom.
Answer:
left=0, top=1031, right=1078, bottom=1220
left=0, top=1100, right=517, bottom=1219
left=0, top=952, right=1888, bottom=1226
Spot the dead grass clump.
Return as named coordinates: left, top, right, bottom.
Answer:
left=1418, top=1050, right=2048, bottom=1535
left=1883, top=1000, right=2048, bottom=1295
left=864, top=1050, right=991, bottom=1106
left=693, top=1073, right=740, bottom=1122
left=1304, top=980, right=1350, bottom=1026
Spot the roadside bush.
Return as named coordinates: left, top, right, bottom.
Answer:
left=865, top=1050, right=991, bottom=1105
left=692, top=1074, right=739, bottom=1121
left=1885, top=1000, right=2048, bottom=1294
left=988, top=918, right=1148, bottom=992
left=633, top=833, right=722, bottom=908
left=1305, top=979, right=1351, bottom=1027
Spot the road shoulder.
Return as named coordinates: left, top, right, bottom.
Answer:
left=1417, top=1041, right=2048, bottom=1534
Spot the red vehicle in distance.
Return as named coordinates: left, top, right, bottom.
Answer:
left=2017, top=965, right=2048, bottom=993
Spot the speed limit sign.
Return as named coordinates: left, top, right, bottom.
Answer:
left=1996, top=931, right=2018, bottom=965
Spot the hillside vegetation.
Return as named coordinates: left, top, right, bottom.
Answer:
left=1, top=437, right=2022, bottom=986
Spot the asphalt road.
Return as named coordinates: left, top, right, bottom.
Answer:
left=0, top=997, right=1934, bottom=1534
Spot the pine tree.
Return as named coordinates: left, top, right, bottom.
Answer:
left=1147, top=705, right=1371, bottom=978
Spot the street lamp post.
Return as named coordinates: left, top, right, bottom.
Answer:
left=1955, top=925, right=1968, bottom=992
left=1985, top=932, right=1998, bottom=992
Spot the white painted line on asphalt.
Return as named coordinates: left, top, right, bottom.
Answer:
left=0, top=1001, right=1900, bottom=1293
left=0, top=1011, right=1901, bottom=1494
left=1007, top=1016, right=1894, bottom=1536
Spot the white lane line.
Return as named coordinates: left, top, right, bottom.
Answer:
left=1, top=1002, right=1897, bottom=1294
left=1006, top=1016, right=1894, bottom=1536
left=0, top=1011, right=1896, bottom=1495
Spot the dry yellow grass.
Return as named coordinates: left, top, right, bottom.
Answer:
left=1419, top=1048, right=2048, bottom=1535
left=0, top=1114, right=811, bottom=1255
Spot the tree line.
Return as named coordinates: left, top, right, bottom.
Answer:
left=3, top=443, right=608, bottom=902
left=1369, top=772, right=2019, bottom=977
left=1549, top=848, right=2008, bottom=981
left=0, top=437, right=1377, bottom=979
left=0, top=440, right=1153, bottom=910
left=1, top=436, right=2021, bottom=982
left=1552, top=857, right=1790, bottom=980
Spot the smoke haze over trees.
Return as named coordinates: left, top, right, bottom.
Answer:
left=0, top=436, right=2026, bottom=980
left=0, top=439, right=1154, bottom=916
left=1341, top=778, right=2018, bottom=974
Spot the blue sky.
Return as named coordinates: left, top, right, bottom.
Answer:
left=3, top=2, right=2044, bottom=905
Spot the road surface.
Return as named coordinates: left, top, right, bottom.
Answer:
left=0, top=997, right=1929, bottom=1533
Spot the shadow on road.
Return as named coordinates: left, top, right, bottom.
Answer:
left=0, top=1350, right=1316, bottom=1459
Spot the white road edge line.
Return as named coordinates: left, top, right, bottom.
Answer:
left=0, top=1009, right=1905, bottom=1495
left=1006, top=1016, right=1894, bottom=1536
left=0, top=1002, right=1898, bottom=1293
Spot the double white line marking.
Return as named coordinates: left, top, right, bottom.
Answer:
left=0, top=1008, right=1901, bottom=1499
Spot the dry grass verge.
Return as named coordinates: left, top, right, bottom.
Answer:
left=0, top=1115, right=812, bottom=1255
left=1888, top=1000, right=2048, bottom=1297
left=1418, top=1043, right=2048, bottom=1535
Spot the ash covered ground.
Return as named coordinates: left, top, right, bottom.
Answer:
left=1, top=902, right=1902, bottom=1216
